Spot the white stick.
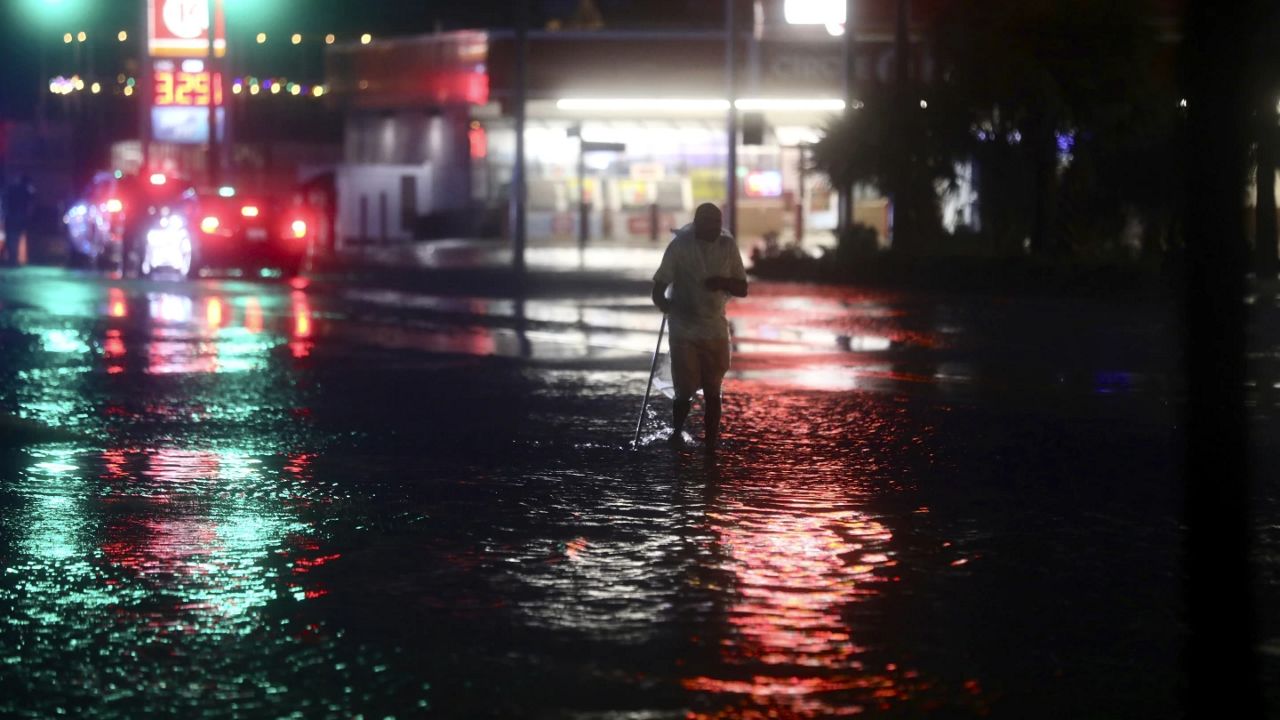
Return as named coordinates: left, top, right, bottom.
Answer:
left=632, top=314, right=667, bottom=448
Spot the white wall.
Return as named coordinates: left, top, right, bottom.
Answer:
left=335, top=164, right=433, bottom=248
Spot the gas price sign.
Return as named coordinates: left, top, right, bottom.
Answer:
left=153, top=61, right=222, bottom=106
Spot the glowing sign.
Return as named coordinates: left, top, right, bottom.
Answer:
left=744, top=170, right=783, bottom=198
left=148, top=0, right=226, bottom=58
left=154, top=69, right=223, bottom=106
left=783, top=0, right=845, bottom=25
left=152, top=106, right=225, bottom=144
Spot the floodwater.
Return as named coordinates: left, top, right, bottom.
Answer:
left=1, top=267, right=1276, bottom=718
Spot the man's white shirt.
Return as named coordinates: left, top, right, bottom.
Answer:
left=653, top=224, right=747, bottom=341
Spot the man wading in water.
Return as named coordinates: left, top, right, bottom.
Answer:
left=651, top=203, right=748, bottom=449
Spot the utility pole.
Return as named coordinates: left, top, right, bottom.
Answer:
left=837, top=0, right=855, bottom=236
left=139, top=0, right=151, bottom=172
left=207, top=0, right=219, bottom=187
left=724, top=0, right=737, bottom=236
left=511, top=0, right=529, bottom=275
left=890, top=0, right=909, bottom=248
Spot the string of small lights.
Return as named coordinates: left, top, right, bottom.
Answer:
left=47, top=74, right=327, bottom=98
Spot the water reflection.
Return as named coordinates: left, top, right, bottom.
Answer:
left=0, top=278, right=384, bottom=715
left=681, top=453, right=914, bottom=718
left=1, top=444, right=351, bottom=716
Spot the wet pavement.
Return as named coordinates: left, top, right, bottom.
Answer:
left=1, top=266, right=1277, bottom=718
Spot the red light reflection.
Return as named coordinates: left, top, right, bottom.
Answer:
left=104, top=329, right=126, bottom=374
left=108, top=288, right=127, bottom=318
left=244, top=297, right=263, bottom=334
left=290, top=291, right=312, bottom=358
left=679, top=387, right=967, bottom=717
left=206, top=297, right=224, bottom=329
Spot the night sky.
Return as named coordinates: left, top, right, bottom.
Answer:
left=0, top=0, right=722, bottom=121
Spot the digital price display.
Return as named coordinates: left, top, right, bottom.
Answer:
left=154, top=69, right=223, bottom=107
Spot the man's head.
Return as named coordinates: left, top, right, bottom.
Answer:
left=693, top=203, right=722, bottom=242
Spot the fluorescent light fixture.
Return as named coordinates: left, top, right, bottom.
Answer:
left=784, top=0, right=845, bottom=25
left=556, top=98, right=730, bottom=112
left=735, top=98, right=845, bottom=111
left=556, top=98, right=844, bottom=113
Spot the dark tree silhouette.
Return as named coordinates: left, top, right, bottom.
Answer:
left=815, top=0, right=1174, bottom=258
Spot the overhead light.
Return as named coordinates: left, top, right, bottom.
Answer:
left=325, top=33, right=335, bottom=44
left=735, top=98, right=845, bottom=111
left=256, top=32, right=267, bottom=44
left=556, top=98, right=845, bottom=113
left=117, top=30, right=128, bottom=42
left=556, top=98, right=731, bottom=112
left=149, top=173, right=167, bottom=185
left=360, top=33, right=372, bottom=44
left=784, top=0, right=845, bottom=25
left=217, top=186, right=236, bottom=197
left=241, top=205, right=260, bottom=217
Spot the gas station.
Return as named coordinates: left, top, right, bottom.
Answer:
left=322, top=1, right=956, bottom=254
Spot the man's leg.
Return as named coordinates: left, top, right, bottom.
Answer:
left=669, top=337, right=697, bottom=441
left=702, top=338, right=732, bottom=449
left=673, top=398, right=692, bottom=436
left=703, top=387, right=722, bottom=448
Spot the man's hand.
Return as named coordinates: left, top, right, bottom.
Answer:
left=704, top=276, right=749, bottom=297
left=652, top=281, right=671, bottom=314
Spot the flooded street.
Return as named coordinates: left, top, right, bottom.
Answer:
left=1, top=267, right=1275, bottom=718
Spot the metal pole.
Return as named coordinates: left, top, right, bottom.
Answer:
left=139, top=0, right=151, bottom=172
left=724, top=0, right=737, bottom=237
left=578, top=138, right=587, bottom=263
left=510, top=0, right=528, bottom=274
left=207, top=0, right=219, bottom=187
left=837, top=0, right=856, bottom=235
left=632, top=314, right=667, bottom=448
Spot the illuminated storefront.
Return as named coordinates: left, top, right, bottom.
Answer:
left=323, top=4, right=948, bottom=250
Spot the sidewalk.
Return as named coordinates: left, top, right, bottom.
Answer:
left=306, top=238, right=664, bottom=298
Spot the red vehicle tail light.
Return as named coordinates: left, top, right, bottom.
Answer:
left=200, top=216, right=221, bottom=234
left=290, top=219, right=307, bottom=239
left=241, top=205, right=260, bottom=218
left=104, top=198, right=124, bottom=213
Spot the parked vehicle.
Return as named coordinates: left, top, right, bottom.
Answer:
left=186, top=187, right=311, bottom=277
left=63, top=171, right=194, bottom=276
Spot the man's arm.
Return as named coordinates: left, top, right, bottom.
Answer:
left=704, top=276, right=748, bottom=297
left=652, top=281, right=671, bottom=313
